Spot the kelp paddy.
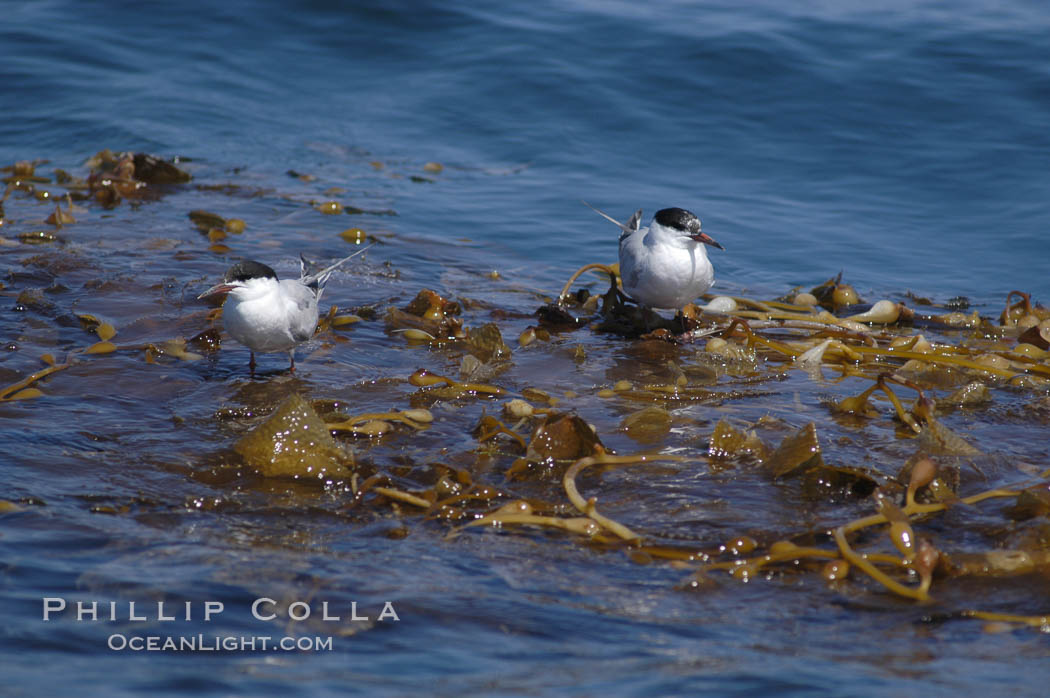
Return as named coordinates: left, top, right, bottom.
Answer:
left=2, top=152, right=1049, bottom=635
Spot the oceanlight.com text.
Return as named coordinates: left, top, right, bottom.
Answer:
left=107, top=633, right=334, bottom=652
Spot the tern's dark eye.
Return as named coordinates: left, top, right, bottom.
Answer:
left=654, top=207, right=701, bottom=234
left=224, top=260, right=278, bottom=283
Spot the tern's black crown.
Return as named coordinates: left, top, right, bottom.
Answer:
left=224, top=260, right=278, bottom=283
left=654, top=207, right=701, bottom=235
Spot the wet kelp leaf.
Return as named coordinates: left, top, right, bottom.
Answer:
left=709, top=418, right=749, bottom=458
left=620, top=406, right=672, bottom=444
left=76, top=313, right=103, bottom=333
left=708, top=418, right=768, bottom=462
left=1006, top=485, right=1050, bottom=521
left=937, top=381, right=991, bottom=409
left=800, top=465, right=878, bottom=501
left=15, top=289, right=56, bottom=314
left=467, top=323, right=512, bottom=363
left=1000, top=521, right=1050, bottom=556
left=701, top=338, right=760, bottom=375
left=460, top=353, right=507, bottom=383
left=949, top=550, right=1050, bottom=577
left=234, top=393, right=353, bottom=479
left=387, top=289, right=465, bottom=339
left=536, top=302, right=592, bottom=331
left=526, top=412, right=601, bottom=461
left=2, top=160, right=35, bottom=177
left=95, top=322, right=116, bottom=341
left=0, top=499, right=23, bottom=514
left=131, top=153, right=191, bottom=184
left=403, top=289, right=461, bottom=318
left=188, top=210, right=227, bottom=233
left=516, top=327, right=550, bottom=348
left=917, top=419, right=981, bottom=456
left=17, top=230, right=58, bottom=244
left=766, top=422, right=823, bottom=478
left=1018, top=321, right=1050, bottom=350
left=7, top=388, right=44, bottom=401
left=507, top=412, right=604, bottom=479
left=188, top=328, right=222, bottom=353
left=84, top=341, right=117, bottom=354
left=151, top=339, right=203, bottom=362
left=45, top=202, right=76, bottom=226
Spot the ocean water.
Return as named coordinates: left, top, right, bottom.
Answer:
left=6, top=0, right=1049, bottom=301
left=3, top=1, right=1050, bottom=695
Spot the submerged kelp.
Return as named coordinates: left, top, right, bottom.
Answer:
left=234, top=393, right=354, bottom=479
left=2, top=153, right=1049, bottom=635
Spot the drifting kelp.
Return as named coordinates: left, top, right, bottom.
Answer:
left=2, top=153, right=1049, bottom=633
left=0, top=315, right=127, bottom=401
left=443, top=264, right=1050, bottom=627
left=386, top=289, right=466, bottom=341
left=234, top=393, right=354, bottom=479
left=83, top=150, right=191, bottom=208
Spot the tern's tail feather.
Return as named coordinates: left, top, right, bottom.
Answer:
left=581, top=200, right=642, bottom=238
left=300, top=243, right=374, bottom=293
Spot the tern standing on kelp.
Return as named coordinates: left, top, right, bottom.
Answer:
left=585, top=202, right=724, bottom=311
left=198, top=246, right=371, bottom=374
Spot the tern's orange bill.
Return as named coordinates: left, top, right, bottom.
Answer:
left=691, top=232, right=724, bottom=251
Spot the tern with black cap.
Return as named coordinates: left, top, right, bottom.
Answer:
left=584, top=201, right=723, bottom=311
left=198, top=245, right=372, bottom=374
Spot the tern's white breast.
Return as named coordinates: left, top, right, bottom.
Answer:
left=222, top=279, right=318, bottom=353
left=619, top=225, right=714, bottom=309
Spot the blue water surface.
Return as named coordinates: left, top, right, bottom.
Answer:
left=3, top=1, right=1050, bottom=695
left=5, top=0, right=1048, bottom=301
